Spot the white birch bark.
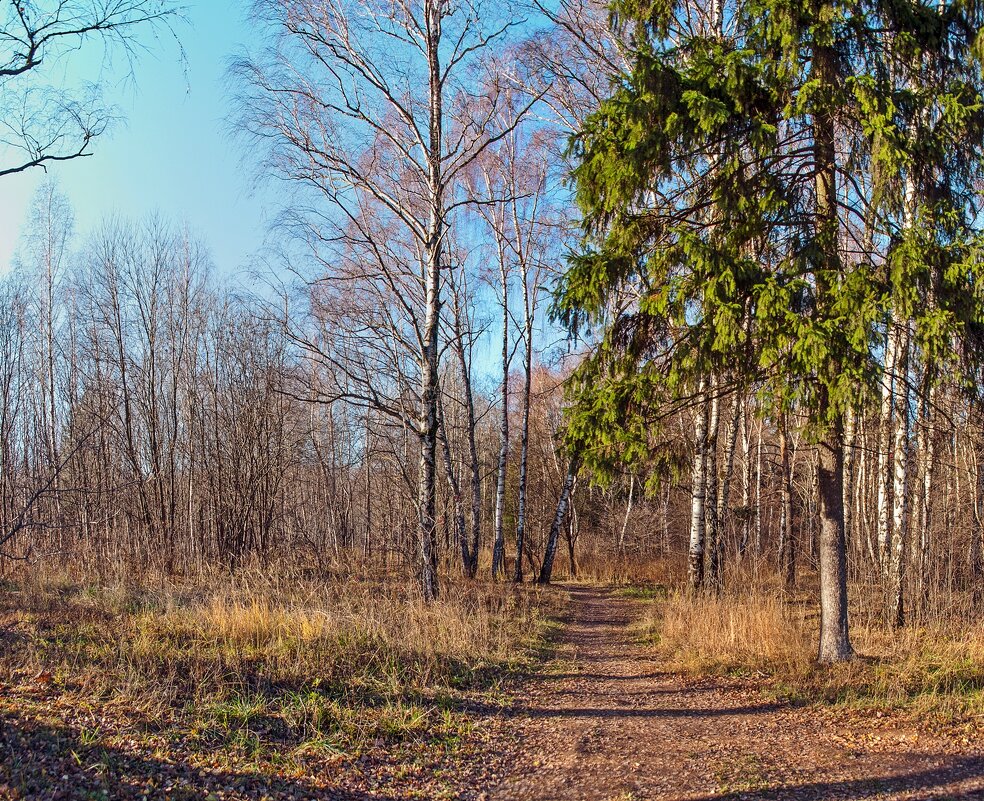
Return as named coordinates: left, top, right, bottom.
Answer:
left=688, top=378, right=709, bottom=590
left=618, top=474, right=635, bottom=553
left=778, top=417, right=795, bottom=590
left=714, top=392, right=742, bottom=580
left=876, top=320, right=900, bottom=572
left=538, top=455, right=580, bottom=584
left=888, top=324, right=911, bottom=626
left=739, top=403, right=752, bottom=555
left=491, top=252, right=510, bottom=581
left=704, top=382, right=721, bottom=588
left=843, top=407, right=856, bottom=556
left=754, top=418, right=763, bottom=554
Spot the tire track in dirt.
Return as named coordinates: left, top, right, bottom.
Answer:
left=488, top=585, right=984, bottom=801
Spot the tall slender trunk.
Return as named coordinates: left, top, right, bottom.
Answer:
left=713, top=391, right=741, bottom=584
left=465, top=401, right=482, bottom=579
left=364, top=409, right=372, bottom=560
left=876, top=321, right=900, bottom=572
left=513, top=294, right=534, bottom=583
left=688, top=379, right=709, bottom=591
left=778, top=417, right=795, bottom=591
left=973, top=420, right=984, bottom=604
left=417, top=0, right=443, bottom=601
left=538, top=455, right=580, bottom=584
left=704, top=382, right=722, bottom=589
left=437, top=397, right=469, bottom=576
left=843, top=408, right=856, bottom=556
left=859, top=415, right=878, bottom=567
left=449, top=283, right=482, bottom=578
left=915, top=382, right=936, bottom=611
left=44, top=239, right=58, bottom=469
left=566, top=495, right=580, bottom=577
left=754, top=419, right=763, bottom=554
left=491, top=259, right=509, bottom=581
left=618, top=475, right=634, bottom=553
left=739, top=403, right=752, bottom=555
left=889, top=325, right=912, bottom=626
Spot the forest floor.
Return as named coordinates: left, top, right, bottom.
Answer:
left=2, top=583, right=983, bottom=800
left=488, top=585, right=984, bottom=801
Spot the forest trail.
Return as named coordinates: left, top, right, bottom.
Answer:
left=488, top=585, right=984, bottom=801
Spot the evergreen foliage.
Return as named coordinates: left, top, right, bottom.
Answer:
left=558, top=0, right=984, bottom=481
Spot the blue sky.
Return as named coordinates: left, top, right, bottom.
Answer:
left=0, top=2, right=270, bottom=276
left=0, top=1, right=571, bottom=379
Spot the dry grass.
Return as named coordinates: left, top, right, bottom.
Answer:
left=0, top=567, right=554, bottom=756
left=641, top=589, right=815, bottom=676
left=557, top=549, right=678, bottom=585
left=637, top=580, right=984, bottom=724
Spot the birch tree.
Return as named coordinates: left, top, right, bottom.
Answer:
left=467, top=114, right=556, bottom=582
left=238, top=0, right=534, bottom=598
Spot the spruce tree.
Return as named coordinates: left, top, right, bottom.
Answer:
left=558, top=0, right=984, bottom=661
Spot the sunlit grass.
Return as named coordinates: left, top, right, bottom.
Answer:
left=0, top=568, right=555, bottom=757
left=638, top=582, right=984, bottom=724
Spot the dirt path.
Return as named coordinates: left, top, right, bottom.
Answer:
left=488, top=585, right=984, bottom=801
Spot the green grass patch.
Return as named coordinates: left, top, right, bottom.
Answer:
left=713, top=752, right=771, bottom=794
left=613, top=583, right=668, bottom=601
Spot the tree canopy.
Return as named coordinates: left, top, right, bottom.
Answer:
left=558, top=0, right=984, bottom=475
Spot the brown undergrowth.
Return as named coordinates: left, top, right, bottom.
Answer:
left=633, top=574, right=984, bottom=727
left=0, top=565, right=557, bottom=798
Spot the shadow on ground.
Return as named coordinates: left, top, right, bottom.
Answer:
left=689, top=754, right=984, bottom=800
left=0, top=710, right=384, bottom=801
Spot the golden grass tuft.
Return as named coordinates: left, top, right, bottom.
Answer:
left=641, top=589, right=814, bottom=677
left=638, top=581, right=984, bottom=724
left=0, top=567, right=555, bottom=754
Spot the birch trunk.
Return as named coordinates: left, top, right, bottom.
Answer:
left=843, top=408, right=856, bottom=556
left=538, top=455, right=580, bottom=585
left=491, top=257, right=509, bottom=580
left=915, top=383, right=936, bottom=611
left=514, top=280, right=534, bottom=583
left=618, top=475, right=635, bottom=554
left=778, top=418, right=795, bottom=591
left=437, top=398, right=469, bottom=576
left=704, top=383, right=722, bottom=589
left=739, top=403, right=752, bottom=555
left=889, top=326, right=911, bottom=627
left=364, top=409, right=372, bottom=559
left=449, top=285, right=482, bottom=577
left=688, top=378, right=709, bottom=591
left=714, top=391, right=742, bottom=583
left=876, top=320, right=900, bottom=573
left=416, top=0, right=443, bottom=601
left=566, top=494, right=580, bottom=577
left=755, top=419, right=763, bottom=554
left=465, top=397, right=482, bottom=579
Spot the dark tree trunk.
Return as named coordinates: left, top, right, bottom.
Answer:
left=817, top=426, right=853, bottom=662
left=812, top=20, right=852, bottom=662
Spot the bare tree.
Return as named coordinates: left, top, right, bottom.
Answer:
left=0, top=0, right=177, bottom=177
left=238, top=0, right=537, bottom=598
left=443, top=263, right=484, bottom=577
